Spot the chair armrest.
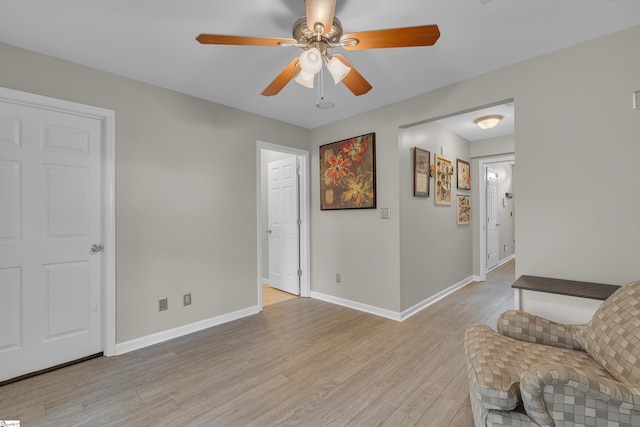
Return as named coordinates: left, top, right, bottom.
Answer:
left=520, top=364, right=640, bottom=427
left=497, top=310, right=584, bottom=351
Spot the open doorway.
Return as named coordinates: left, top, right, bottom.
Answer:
left=430, top=100, right=515, bottom=282
left=256, top=141, right=310, bottom=310
left=479, top=157, right=516, bottom=277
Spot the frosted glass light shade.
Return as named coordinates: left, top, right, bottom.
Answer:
left=474, top=115, right=503, bottom=130
left=327, top=57, right=351, bottom=84
left=295, top=71, right=315, bottom=88
left=299, top=48, right=322, bottom=74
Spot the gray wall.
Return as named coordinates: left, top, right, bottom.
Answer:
left=471, top=135, right=515, bottom=159
left=0, top=42, right=309, bottom=343
left=310, top=24, right=640, bottom=316
left=2, top=22, right=638, bottom=343
left=399, top=123, right=472, bottom=311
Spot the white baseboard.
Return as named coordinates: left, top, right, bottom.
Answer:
left=400, top=276, right=474, bottom=321
left=473, top=275, right=483, bottom=282
left=261, top=278, right=272, bottom=286
left=115, top=305, right=260, bottom=355
left=499, top=254, right=516, bottom=266
left=310, top=292, right=402, bottom=321
left=311, top=276, right=474, bottom=323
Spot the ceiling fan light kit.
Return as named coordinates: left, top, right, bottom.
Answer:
left=299, top=47, right=323, bottom=74
left=196, top=0, right=440, bottom=98
left=326, top=56, right=351, bottom=84
left=295, top=71, right=316, bottom=89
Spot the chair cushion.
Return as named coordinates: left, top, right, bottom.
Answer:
left=465, top=323, right=614, bottom=411
left=576, top=280, right=640, bottom=386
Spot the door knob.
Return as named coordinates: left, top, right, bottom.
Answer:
left=267, top=229, right=272, bottom=234
left=90, top=243, right=104, bottom=253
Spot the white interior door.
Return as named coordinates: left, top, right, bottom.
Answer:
left=0, top=98, right=103, bottom=382
left=267, top=156, right=300, bottom=295
left=486, top=168, right=500, bottom=270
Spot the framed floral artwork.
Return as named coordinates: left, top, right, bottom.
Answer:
left=413, top=147, right=430, bottom=197
left=457, top=158, right=471, bottom=190
left=457, top=195, right=471, bottom=224
left=434, top=153, right=453, bottom=205
left=320, top=132, right=376, bottom=210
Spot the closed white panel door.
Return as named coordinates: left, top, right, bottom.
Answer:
left=486, top=168, right=499, bottom=270
left=267, top=157, right=300, bottom=295
left=0, top=100, right=103, bottom=382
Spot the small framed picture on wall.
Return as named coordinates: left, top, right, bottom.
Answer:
left=434, top=153, right=453, bottom=205
left=413, top=147, right=430, bottom=197
left=457, top=158, right=471, bottom=190
left=457, top=195, right=471, bottom=224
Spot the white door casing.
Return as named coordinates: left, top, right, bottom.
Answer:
left=267, top=156, right=300, bottom=295
left=486, top=168, right=499, bottom=270
left=0, top=87, right=115, bottom=381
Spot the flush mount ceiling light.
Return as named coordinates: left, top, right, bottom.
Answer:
left=474, top=115, right=503, bottom=130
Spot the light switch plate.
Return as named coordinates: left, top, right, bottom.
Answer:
left=380, top=208, right=391, bottom=219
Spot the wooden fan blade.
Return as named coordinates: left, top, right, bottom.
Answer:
left=332, top=55, right=372, bottom=96
left=261, top=58, right=300, bottom=96
left=196, top=34, right=296, bottom=47
left=341, top=25, right=440, bottom=50
left=306, top=0, right=336, bottom=34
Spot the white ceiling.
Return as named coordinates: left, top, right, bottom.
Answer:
left=1, top=0, right=639, bottom=130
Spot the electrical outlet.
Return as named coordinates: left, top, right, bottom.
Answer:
left=184, top=293, right=192, bottom=306
left=336, top=273, right=341, bottom=283
left=159, top=297, right=168, bottom=311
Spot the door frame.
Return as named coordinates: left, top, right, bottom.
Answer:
left=485, top=167, right=500, bottom=272
left=476, top=154, right=514, bottom=281
left=0, top=87, right=116, bottom=357
left=256, top=141, right=310, bottom=309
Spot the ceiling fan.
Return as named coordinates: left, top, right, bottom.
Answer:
left=196, top=0, right=440, bottom=97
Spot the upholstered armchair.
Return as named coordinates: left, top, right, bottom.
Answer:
left=464, top=280, right=640, bottom=427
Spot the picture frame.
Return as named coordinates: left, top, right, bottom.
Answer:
left=320, top=132, right=376, bottom=210
left=434, top=153, right=453, bottom=205
left=457, top=195, right=471, bottom=224
left=413, top=147, right=430, bottom=197
left=457, top=158, right=471, bottom=190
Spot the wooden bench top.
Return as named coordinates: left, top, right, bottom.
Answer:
left=512, top=275, right=620, bottom=301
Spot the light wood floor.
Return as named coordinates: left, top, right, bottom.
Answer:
left=0, top=261, right=515, bottom=426
left=263, top=283, right=298, bottom=307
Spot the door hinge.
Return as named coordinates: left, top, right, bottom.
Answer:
left=297, top=269, right=302, bottom=277
left=297, top=218, right=302, bottom=226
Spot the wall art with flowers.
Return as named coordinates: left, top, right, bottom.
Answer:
left=320, top=133, right=376, bottom=210
left=434, top=153, right=453, bottom=206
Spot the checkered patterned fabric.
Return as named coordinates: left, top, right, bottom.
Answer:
left=521, top=364, right=640, bottom=426
left=576, top=280, right=640, bottom=386
left=465, top=281, right=640, bottom=426
left=498, top=310, right=584, bottom=351
left=465, top=323, right=612, bottom=411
